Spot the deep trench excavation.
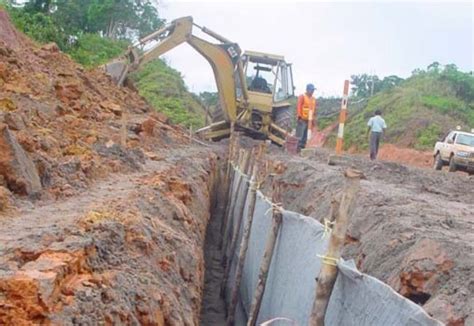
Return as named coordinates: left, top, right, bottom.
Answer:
left=197, top=146, right=474, bottom=325
left=200, top=164, right=228, bottom=324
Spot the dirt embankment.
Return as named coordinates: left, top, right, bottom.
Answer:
left=0, top=11, right=225, bottom=325
left=0, top=147, right=222, bottom=325
left=262, top=149, right=473, bottom=325
left=0, top=9, right=190, bottom=206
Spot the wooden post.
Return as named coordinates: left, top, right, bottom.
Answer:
left=221, top=148, right=254, bottom=301
left=223, top=146, right=261, bottom=296
left=335, top=80, right=350, bottom=155
left=224, top=147, right=257, bottom=263
left=224, top=148, right=245, bottom=231
left=224, top=124, right=236, bottom=196
left=247, top=182, right=282, bottom=326
left=227, top=145, right=266, bottom=325
left=221, top=149, right=253, bottom=299
left=222, top=149, right=250, bottom=257
left=221, top=132, right=239, bottom=239
left=309, top=169, right=362, bottom=326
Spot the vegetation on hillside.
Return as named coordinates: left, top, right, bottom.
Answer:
left=344, top=63, right=474, bottom=151
left=68, top=34, right=128, bottom=68
left=351, top=74, right=404, bottom=98
left=131, top=60, right=205, bottom=128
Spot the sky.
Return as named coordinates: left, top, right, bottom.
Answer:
left=158, top=1, right=473, bottom=96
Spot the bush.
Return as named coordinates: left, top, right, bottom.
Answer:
left=416, top=124, right=442, bottom=149
left=132, top=60, right=205, bottom=128
left=68, top=34, right=128, bottom=68
left=8, top=8, right=68, bottom=49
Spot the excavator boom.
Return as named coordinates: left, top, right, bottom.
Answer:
left=105, top=16, right=242, bottom=122
left=104, top=16, right=294, bottom=145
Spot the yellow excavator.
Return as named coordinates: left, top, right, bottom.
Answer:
left=105, top=16, right=295, bottom=145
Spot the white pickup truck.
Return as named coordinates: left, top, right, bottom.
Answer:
left=433, top=130, right=474, bottom=175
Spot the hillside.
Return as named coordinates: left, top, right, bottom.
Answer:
left=131, top=59, right=207, bottom=129
left=343, top=67, right=474, bottom=151
left=3, top=2, right=207, bottom=130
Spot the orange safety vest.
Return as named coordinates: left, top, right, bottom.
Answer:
left=298, top=94, right=316, bottom=121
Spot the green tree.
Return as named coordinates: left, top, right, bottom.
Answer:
left=440, top=64, right=474, bottom=102
left=52, top=0, right=92, bottom=36
left=199, top=91, right=219, bottom=107
left=7, top=7, right=68, bottom=48
left=13, top=0, right=164, bottom=40
left=350, top=74, right=403, bottom=98
left=380, top=75, right=404, bottom=91
left=427, top=61, right=441, bottom=73
left=23, top=0, right=51, bottom=13
left=350, top=73, right=372, bottom=97
left=86, top=0, right=163, bottom=39
left=68, top=33, right=128, bottom=67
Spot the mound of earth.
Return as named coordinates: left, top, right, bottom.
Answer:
left=0, top=9, right=189, bottom=204
left=0, top=10, right=221, bottom=325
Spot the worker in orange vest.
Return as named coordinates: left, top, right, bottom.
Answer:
left=296, top=83, right=317, bottom=150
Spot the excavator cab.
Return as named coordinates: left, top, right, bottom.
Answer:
left=238, top=51, right=295, bottom=142
left=243, top=51, right=294, bottom=100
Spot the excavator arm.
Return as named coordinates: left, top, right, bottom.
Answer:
left=105, top=16, right=244, bottom=122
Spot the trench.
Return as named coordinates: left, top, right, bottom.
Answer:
left=199, top=162, right=228, bottom=324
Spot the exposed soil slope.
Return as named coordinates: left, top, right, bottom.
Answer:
left=0, top=9, right=188, bottom=203
left=0, top=11, right=221, bottom=325
left=0, top=147, right=219, bottom=325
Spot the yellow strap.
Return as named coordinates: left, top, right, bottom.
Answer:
left=249, top=179, right=261, bottom=191
left=317, top=254, right=339, bottom=267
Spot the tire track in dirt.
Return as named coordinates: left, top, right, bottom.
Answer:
left=0, top=159, right=169, bottom=254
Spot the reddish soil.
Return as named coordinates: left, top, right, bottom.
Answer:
left=0, top=148, right=220, bottom=325
left=378, top=144, right=433, bottom=168
left=0, top=11, right=221, bottom=325
left=0, top=9, right=190, bottom=204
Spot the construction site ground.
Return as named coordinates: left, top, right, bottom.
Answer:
left=261, top=147, right=473, bottom=325
left=1, top=10, right=473, bottom=326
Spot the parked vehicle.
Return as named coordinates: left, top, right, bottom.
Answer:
left=433, top=130, right=474, bottom=175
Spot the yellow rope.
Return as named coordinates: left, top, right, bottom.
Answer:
left=248, top=179, right=261, bottom=191
left=317, top=254, right=339, bottom=267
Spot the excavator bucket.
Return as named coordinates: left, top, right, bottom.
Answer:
left=104, top=47, right=140, bottom=86
left=104, top=58, right=130, bottom=86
